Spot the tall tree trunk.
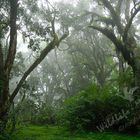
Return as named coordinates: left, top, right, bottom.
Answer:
left=134, top=57, right=140, bottom=93
left=0, top=0, right=18, bottom=134
left=0, top=106, right=8, bottom=133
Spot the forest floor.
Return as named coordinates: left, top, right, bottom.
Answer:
left=13, top=125, right=140, bottom=140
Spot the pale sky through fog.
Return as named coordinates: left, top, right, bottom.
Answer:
left=18, top=0, right=77, bottom=53
left=51, top=0, right=77, bottom=3
left=51, top=0, right=78, bottom=6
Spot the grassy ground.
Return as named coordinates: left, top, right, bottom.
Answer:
left=12, top=125, right=140, bottom=140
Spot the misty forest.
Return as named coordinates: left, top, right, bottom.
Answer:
left=0, top=0, right=140, bottom=139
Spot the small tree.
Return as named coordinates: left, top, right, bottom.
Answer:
left=0, top=0, right=68, bottom=132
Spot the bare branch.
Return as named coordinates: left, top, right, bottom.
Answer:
left=0, top=43, right=4, bottom=97
left=89, top=25, right=120, bottom=48
left=86, top=11, right=114, bottom=27
left=125, top=0, right=131, bottom=22
left=123, top=5, right=140, bottom=41
left=116, top=0, right=123, bottom=16
left=99, top=0, right=124, bottom=35
left=0, top=44, right=4, bottom=71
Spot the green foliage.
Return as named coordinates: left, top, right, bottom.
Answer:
left=58, top=84, right=137, bottom=132
left=0, top=130, right=17, bottom=140
left=32, top=104, right=56, bottom=125
left=15, top=99, right=57, bottom=126
left=15, top=99, right=38, bottom=125
left=10, top=125, right=140, bottom=140
left=118, top=69, right=134, bottom=88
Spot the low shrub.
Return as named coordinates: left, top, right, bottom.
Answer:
left=31, top=104, right=56, bottom=125
left=58, top=84, right=139, bottom=133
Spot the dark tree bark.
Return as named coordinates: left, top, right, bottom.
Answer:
left=0, top=0, right=18, bottom=132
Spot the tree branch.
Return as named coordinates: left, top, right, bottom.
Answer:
left=99, top=0, right=124, bottom=35
left=89, top=25, right=120, bottom=48
left=87, top=11, right=114, bottom=27
left=125, top=0, right=131, bottom=22
left=0, top=43, right=4, bottom=98
left=94, top=13, right=115, bottom=27
left=123, top=5, right=140, bottom=41
left=89, top=25, right=135, bottom=70
left=116, top=0, right=123, bottom=16
left=0, top=44, right=4, bottom=71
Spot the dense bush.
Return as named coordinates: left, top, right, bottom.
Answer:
left=0, top=131, right=17, bottom=140
left=15, top=99, right=38, bottom=125
left=15, top=99, right=57, bottom=125
left=58, top=84, right=139, bottom=132
left=32, top=104, right=56, bottom=125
